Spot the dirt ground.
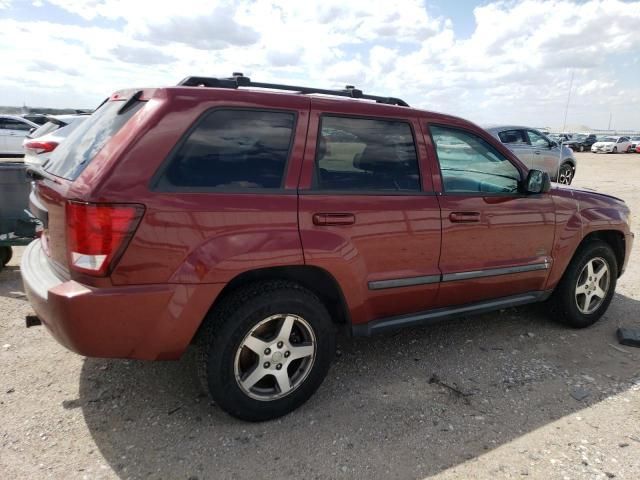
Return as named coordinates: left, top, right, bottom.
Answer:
left=1, top=152, right=639, bottom=480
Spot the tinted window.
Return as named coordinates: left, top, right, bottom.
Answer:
left=3, top=119, right=32, bottom=131
left=314, top=116, right=420, bottom=192
left=527, top=130, right=550, bottom=148
left=498, top=129, right=528, bottom=144
left=431, top=125, right=520, bottom=194
left=156, top=110, right=295, bottom=190
left=46, top=100, right=144, bottom=180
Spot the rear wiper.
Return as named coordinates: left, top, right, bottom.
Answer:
left=25, top=164, right=61, bottom=184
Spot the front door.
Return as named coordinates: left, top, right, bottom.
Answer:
left=526, top=129, right=560, bottom=179
left=298, top=101, right=442, bottom=325
left=427, top=124, right=556, bottom=307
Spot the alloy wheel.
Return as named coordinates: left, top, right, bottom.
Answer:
left=234, top=314, right=316, bottom=401
left=575, top=257, right=610, bottom=315
left=558, top=165, right=573, bottom=185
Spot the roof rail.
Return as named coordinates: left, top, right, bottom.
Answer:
left=176, top=72, right=409, bottom=107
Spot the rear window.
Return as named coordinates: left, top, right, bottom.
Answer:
left=30, top=120, right=63, bottom=139
left=45, top=100, right=144, bottom=180
left=154, top=109, right=295, bottom=191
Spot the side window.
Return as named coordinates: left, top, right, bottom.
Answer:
left=4, top=119, right=32, bottom=131
left=430, top=125, right=521, bottom=194
left=314, top=116, right=420, bottom=192
left=527, top=130, right=550, bottom=148
left=498, top=129, right=528, bottom=144
left=156, top=110, right=295, bottom=190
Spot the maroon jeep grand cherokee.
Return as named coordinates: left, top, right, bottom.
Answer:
left=22, top=74, right=633, bottom=421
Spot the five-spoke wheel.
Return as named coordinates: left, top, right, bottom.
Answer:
left=574, top=257, right=609, bottom=314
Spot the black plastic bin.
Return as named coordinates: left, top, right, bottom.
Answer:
left=0, top=162, right=39, bottom=269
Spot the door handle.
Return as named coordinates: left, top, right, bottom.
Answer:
left=534, top=150, right=541, bottom=155
left=449, top=212, right=480, bottom=223
left=313, top=213, right=356, bottom=226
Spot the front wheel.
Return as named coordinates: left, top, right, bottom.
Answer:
left=549, top=240, right=617, bottom=328
left=613, top=147, right=618, bottom=153
left=558, top=162, right=574, bottom=185
left=197, top=281, right=335, bottom=421
left=579, top=145, right=585, bottom=152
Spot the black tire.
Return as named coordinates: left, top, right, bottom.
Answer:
left=549, top=240, right=618, bottom=328
left=579, top=145, right=585, bottom=152
left=558, top=162, right=574, bottom=185
left=613, top=147, right=617, bottom=153
left=0, top=246, right=13, bottom=267
left=197, top=280, right=335, bottom=421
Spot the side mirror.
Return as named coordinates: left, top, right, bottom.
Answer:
left=525, top=169, right=551, bottom=194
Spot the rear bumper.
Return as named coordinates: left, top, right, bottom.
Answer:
left=21, top=240, right=222, bottom=360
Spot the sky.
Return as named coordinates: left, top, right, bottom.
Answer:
left=0, top=0, right=639, bottom=130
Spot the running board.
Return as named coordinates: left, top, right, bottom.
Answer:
left=352, top=291, right=552, bottom=336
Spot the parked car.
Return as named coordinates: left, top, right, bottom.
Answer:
left=591, top=136, right=632, bottom=153
left=22, top=74, right=634, bottom=421
left=628, top=136, right=640, bottom=151
left=486, top=126, right=577, bottom=184
left=563, top=134, right=598, bottom=152
left=23, top=115, right=89, bottom=167
left=0, top=115, right=39, bottom=155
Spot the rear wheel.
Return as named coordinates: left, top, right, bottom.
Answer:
left=197, top=281, right=335, bottom=421
left=558, top=162, right=574, bottom=185
left=579, top=145, right=585, bottom=152
left=549, top=240, right=617, bottom=328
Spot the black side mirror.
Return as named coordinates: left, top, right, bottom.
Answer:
left=525, top=169, right=551, bottom=194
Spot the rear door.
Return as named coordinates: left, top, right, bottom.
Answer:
left=497, top=129, right=532, bottom=168
left=298, top=100, right=442, bottom=326
left=427, top=123, right=555, bottom=307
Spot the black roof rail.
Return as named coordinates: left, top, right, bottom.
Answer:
left=176, top=73, right=409, bottom=107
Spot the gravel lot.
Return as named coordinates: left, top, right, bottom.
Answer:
left=1, top=152, right=639, bottom=480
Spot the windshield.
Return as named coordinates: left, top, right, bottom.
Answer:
left=600, top=137, right=617, bottom=142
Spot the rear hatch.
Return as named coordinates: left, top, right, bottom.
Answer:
left=29, top=96, right=146, bottom=278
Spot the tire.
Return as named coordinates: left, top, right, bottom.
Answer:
left=579, top=145, right=585, bottom=152
left=549, top=240, right=618, bottom=328
left=197, top=280, right=336, bottom=421
left=558, top=162, right=574, bottom=185
left=613, top=147, right=617, bottom=153
left=0, top=246, right=13, bottom=267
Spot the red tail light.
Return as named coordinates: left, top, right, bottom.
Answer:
left=24, top=140, right=59, bottom=154
left=65, top=201, right=144, bottom=276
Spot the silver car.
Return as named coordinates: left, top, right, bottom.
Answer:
left=485, top=126, right=577, bottom=185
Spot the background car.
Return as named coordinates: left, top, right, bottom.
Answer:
left=23, top=114, right=89, bottom=166
left=628, top=135, right=640, bottom=152
left=591, top=136, right=632, bottom=153
left=0, top=115, right=39, bottom=155
left=21, top=113, right=50, bottom=126
left=486, top=125, right=577, bottom=184
left=563, top=133, right=598, bottom=152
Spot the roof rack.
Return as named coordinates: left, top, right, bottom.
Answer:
left=177, top=72, right=409, bottom=107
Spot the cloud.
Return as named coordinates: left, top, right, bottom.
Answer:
left=111, top=45, right=176, bottom=65
left=0, top=0, right=639, bottom=129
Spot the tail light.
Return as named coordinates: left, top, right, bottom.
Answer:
left=66, top=201, right=144, bottom=276
left=24, top=140, right=59, bottom=154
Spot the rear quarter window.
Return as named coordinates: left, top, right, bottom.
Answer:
left=153, top=109, right=296, bottom=191
left=45, top=100, right=144, bottom=180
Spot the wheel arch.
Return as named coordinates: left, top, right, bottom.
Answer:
left=580, top=230, right=626, bottom=277
left=195, top=265, right=351, bottom=340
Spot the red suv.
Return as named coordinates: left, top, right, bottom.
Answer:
left=22, top=74, right=634, bottom=421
